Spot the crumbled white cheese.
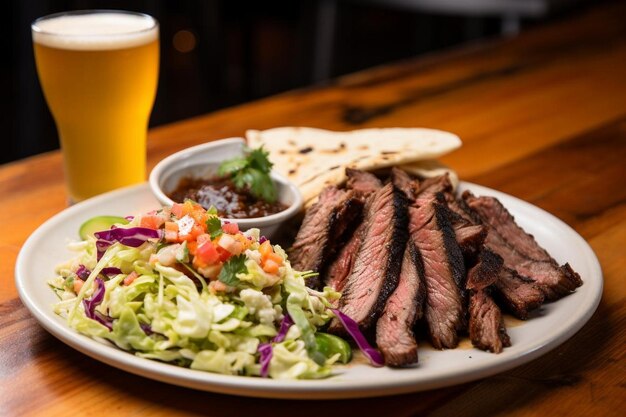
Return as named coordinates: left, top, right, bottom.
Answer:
left=239, top=288, right=276, bottom=326
left=176, top=215, right=195, bottom=236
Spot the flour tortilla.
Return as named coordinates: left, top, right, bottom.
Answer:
left=246, top=127, right=461, bottom=204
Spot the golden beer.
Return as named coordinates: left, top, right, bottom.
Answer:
left=32, top=11, right=159, bottom=202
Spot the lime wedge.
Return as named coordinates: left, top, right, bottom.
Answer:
left=315, top=332, right=352, bottom=364
left=79, top=216, right=129, bottom=240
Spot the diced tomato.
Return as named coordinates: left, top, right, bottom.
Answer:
left=164, top=230, right=178, bottom=242
left=181, top=223, right=205, bottom=242
left=140, top=214, right=165, bottom=230
left=196, top=233, right=211, bottom=245
left=123, top=271, right=139, bottom=286
left=195, top=240, right=220, bottom=264
left=187, top=241, right=198, bottom=256
left=171, top=200, right=200, bottom=219
left=73, top=278, right=84, bottom=294
left=265, top=251, right=283, bottom=266
left=259, top=241, right=272, bottom=260
left=171, top=203, right=185, bottom=219
left=263, top=259, right=280, bottom=274
left=165, top=221, right=179, bottom=231
left=217, top=234, right=243, bottom=255
left=190, top=210, right=208, bottom=230
left=222, top=222, right=239, bottom=234
left=233, top=233, right=252, bottom=251
left=164, top=221, right=179, bottom=242
left=216, top=246, right=232, bottom=262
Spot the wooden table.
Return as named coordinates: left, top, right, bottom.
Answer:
left=2, top=2, right=625, bottom=416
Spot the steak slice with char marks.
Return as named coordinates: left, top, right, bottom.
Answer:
left=466, top=248, right=510, bottom=353
left=469, top=289, right=511, bottom=353
left=454, top=224, right=488, bottom=260
left=346, top=168, right=383, bottom=198
left=463, top=192, right=582, bottom=300
left=323, top=170, right=383, bottom=293
left=329, top=182, right=409, bottom=335
left=466, top=248, right=503, bottom=291
left=409, top=195, right=466, bottom=349
left=440, top=193, right=488, bottom=262
left=390, top=167, right=418, bottom=201
left=324, top=229, right=362, bottom=295
left=376, top=242, right=426, bottom=367
left=415, top=174, right=453, bottom=204
left=289, top=186, right=362, bottom=288
left=494, top=267, right=545, bottom=319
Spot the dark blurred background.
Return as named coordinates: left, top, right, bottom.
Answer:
left=5, top=0, right=590, bottom=164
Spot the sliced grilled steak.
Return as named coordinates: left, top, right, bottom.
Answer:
left=391, top=167, right=418, bottom=201
left=415, top=174, right=453, bottom=203
left=409, top=196, right=466, bottom=349
left=454, top=224, right=488, bottom=260
left=376, top=243, right=426, bottom=367
left=346, top=168, right=383, bottom=198
left=289, top=186, right=362, bottom=288
left=466, top=248, right=503, bottom=291
left=463, top=192, right=583, bottom=300
left=494, top=267, right=545, bottom=319
left=439, top=192, right=488, bottom=262
left=322, top=170, right=383, bottom=292
left=329, top=182, right=409, bottom=335
left=324, top=224, right=363, bottom=294
left=466, top=248, right=509, bottom=353
left=469, top=289, right=511, bottom=353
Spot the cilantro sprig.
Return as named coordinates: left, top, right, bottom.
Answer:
left=218, top=254, right=248, bottom=286
left=217, top=146, right=277, bottom=203
left=206, top=216, right=223, bottom=239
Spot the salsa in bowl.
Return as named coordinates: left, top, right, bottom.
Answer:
left=149, top=138, right=303, bottom=239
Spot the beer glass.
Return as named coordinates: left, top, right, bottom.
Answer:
left=32, top=10, right=159, bottom=202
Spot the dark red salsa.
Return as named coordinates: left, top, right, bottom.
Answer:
left=167, top=176, right=288, bottom=219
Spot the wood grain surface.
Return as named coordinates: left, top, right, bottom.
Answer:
left=2, top=2, right=625, bottom=416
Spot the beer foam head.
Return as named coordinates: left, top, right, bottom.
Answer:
left=32, top=11, right=158, bottom=50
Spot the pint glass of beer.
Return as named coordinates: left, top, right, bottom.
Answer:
left=32, top=10, right=159, bottom=202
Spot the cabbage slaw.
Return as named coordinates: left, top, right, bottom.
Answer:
left=48, top=201, right=380, bottom=379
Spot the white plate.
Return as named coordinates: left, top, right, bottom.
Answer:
left=15, top=182, right=603, bottom=399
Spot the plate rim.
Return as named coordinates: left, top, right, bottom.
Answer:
left=14, top=182, right=603, bottom=399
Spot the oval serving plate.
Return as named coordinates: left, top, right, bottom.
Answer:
left=15, top=182, right=603, bottom=399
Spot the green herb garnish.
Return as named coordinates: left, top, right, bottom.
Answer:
left=218, top=146, right=277, bottom=203
left=206, top=216, right=223, bottom=239
left=218, top=254, right=247, bottom=286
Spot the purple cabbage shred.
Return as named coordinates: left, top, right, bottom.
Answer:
left=82, top=278, right=113, bottom=330
left=75, top=264, right=91, bottom=280
left=140, top=323, right=154, bottom=335
left=258, top=313, right=293, bottom=377
left=101, top=267, right=122, bottom=276
left=258, top=343, right=273, bottom=378
left=94, top=227, right=162, bottom=260
left=330, top=309, right=384, bottom=367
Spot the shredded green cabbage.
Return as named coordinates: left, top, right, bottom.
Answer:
left=50, top=219, right=344, bottom=379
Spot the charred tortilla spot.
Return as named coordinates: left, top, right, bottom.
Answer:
left=299, top=147, right=314, bottom=154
